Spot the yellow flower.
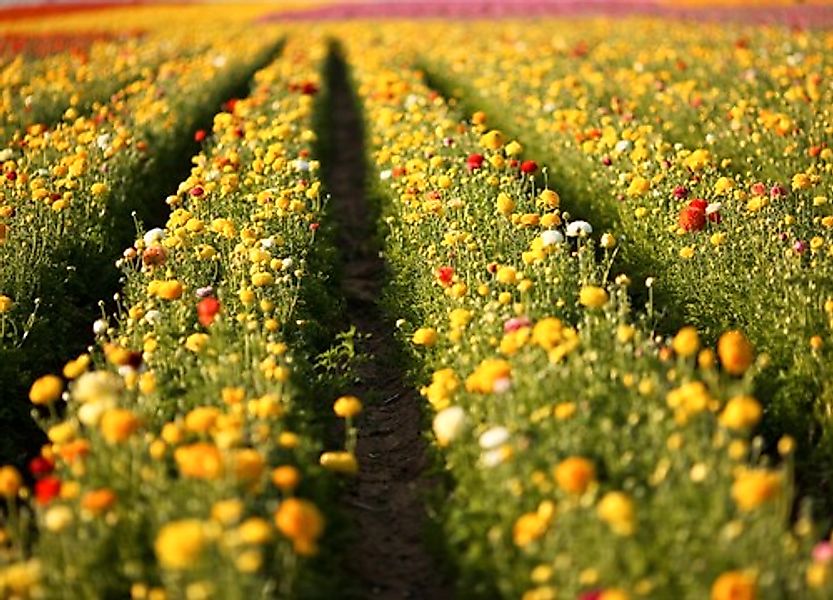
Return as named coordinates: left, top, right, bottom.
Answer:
left=480, top=129, right=505, bottom=150
left=719, top=396, right=762, bottom=430
left=626, top=176, right=649, bottom=197
left=211, top=499, right=244, bottom=526
left=672, top=326, right=700, bottom=357
left=238, top=517, right=273, bottom=545
left=554, top=457, right=595, bottom=495
left=0, top=294, right=13, bottom=313
left=185, top=333, right=210, bottom=353
left=538, top=189, right=560, bottom=209
left=465, top=358, right=511, bottom=394
left=711, top=571, right=756, bottom=600
left=532, top=318, right=565, bottom=350
left=29, top=374, right=63, bottom=405
left=155, top=520, right=207, bottom=570
left=62, top=354, right=91, bottom=380
left=597, top=491, right=635, bottom=536
left=412, top=327, right=438, bottom=346
left=513, top=512, right=548, bottom=547
left=504, top=140, right=523, bottom=156
left=718, top=330, right=754, bottom=376
left=731, top=469, right=781, bottom=511
left=275, top=498, right=324, bottom=556
left=319, top=451, right=358, bottom=475
left=333, top=395, right=363, bottom=418
left=714, top=176, right=735, bottom=195
left=155, top=279, right=183, bottom=300
left=579, top=285, right=608, bottom=308
left=496, top=193, right=515, bottom=215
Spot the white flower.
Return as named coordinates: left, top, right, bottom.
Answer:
left=44, top=506, right=73, bottom=532
left=144, top=310, right=161, bottom=324
left=72, top=371, right=123, bottom=405
left=0, top=148, right=13, bottom=162
left=433, top=406, right=466, bottom=447
left=705, top=202, right=722, bottom=215
left=92, top=319, right=108, bottom=335
left=261, top=237, right=275, bottom=249
left=211, top=54, right=227, bottom=68
left=541, top=230, right=564, bottom=247
left=479, top=426, right=510, bottom=450
left=143, top=228, right=165, bottom=246
left=493, top=377, right=512, bottom=394
left=379, top=169, right=392, bottom=181
left=614, top=140, right=632, bottom=153
left=566, top=220, right=593, bottom=237
left=294, top=159, right=310, bottom=172
left=78, top=400, right=110, bottom=427
left=481, top=446, right=510, bottom=468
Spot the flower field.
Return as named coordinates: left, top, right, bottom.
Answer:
left=2, top=3, right=833, bottom=599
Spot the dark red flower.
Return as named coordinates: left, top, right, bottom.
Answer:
left=29, top=456, right=54, bottom=478
left=197, top=297, right=221, bottom=327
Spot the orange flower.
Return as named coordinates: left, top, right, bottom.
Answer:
left=0, top=465, right=22, bottom=498
left=99, top=409, right=141, bottom=444
left=554, top=457, right=595, bottom=495
left=711, top=571, right=756, bottom=600
left=717, top=331, right=754, bottom=376
left=175, top=442, right=223, bottom=480
left=81, top=488, right=117, bottom=515
left=272, top=466, right=301, bottom=492
left=29, top=374, right=63, bottom=405
left=275, top=498, right=324, bottom=556
left=731, top=469, right=781, bottom=511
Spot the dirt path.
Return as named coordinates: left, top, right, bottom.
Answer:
left=325, top=50, right=453, bottom=600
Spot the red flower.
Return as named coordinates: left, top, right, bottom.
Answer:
left=197, top=297, right=221, bottom=327
left=194, top=129, right=207, bottom=143
left=437, top=266, right=454, bottom=287
left=520, top=160, right=538, bottom=174
left=301, top=81, right=318, bottom=95
left=29, top=456, right=54, bottom=478
left=466, top=153, right=484, bottom=170
left=35, top=477, right=61, bottom=505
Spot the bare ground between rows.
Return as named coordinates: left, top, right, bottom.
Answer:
left=325, top=52, right=453, bottom=599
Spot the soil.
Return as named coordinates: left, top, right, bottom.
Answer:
left=325, top=52, right=453, bottom=600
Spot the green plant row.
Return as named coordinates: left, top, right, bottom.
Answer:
left=0, top=33, right=355, bottom=599
left=413, top=21, right=833, bottom=504
left=0, top=29, right=281, bottom=465
left=339, top=26, right=833, bottom=599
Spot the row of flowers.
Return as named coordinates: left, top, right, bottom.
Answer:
left=0, top=34, right=355, bottom=598
left=338, top=24, right=833, bottom=599
left=410, top=20, right=833, bottom=500
left=0, top=27, right=279, bottom=465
